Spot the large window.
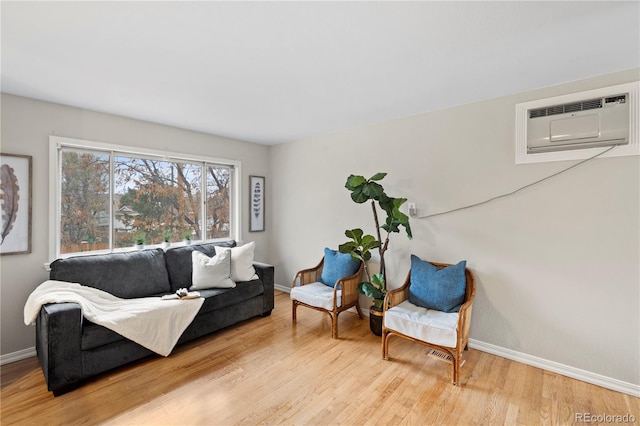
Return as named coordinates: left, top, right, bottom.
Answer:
left=51, top=137, right=240, bottom=258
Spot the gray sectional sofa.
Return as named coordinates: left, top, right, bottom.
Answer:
left=36, top=241, right=274, bottom=396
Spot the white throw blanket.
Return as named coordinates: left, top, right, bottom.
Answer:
left=24, top=280, right=204, bottom=357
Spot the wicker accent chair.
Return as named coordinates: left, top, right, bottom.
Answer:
left=382, top=262, right=476, bottom=385
left=291, top=257, right=364, bottom=338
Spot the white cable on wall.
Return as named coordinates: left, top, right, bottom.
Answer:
left=412, top=145, right=617, bottom=219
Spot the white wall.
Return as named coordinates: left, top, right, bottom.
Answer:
left=0, top=94, right=270, bottom=356
left=270, top=69, right=640, bottom=386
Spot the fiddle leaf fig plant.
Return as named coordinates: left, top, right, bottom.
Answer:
left=339, top=227, right=381, bottom=294
left=339, top=173, right=412, bottom=306
left=359, top=273, right=386, bottom=309
left=339, top=228, right=381, bottom=263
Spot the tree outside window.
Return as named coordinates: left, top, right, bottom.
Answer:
left=59, top=149, right=232, bottom=255
left=60, top=151, right=110, bottom=253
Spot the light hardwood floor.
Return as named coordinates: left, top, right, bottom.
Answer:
left=1, top=291, right=638, bottom=425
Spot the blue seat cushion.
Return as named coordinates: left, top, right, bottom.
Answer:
left=408, top=255, right=466, bottom=313
left=319, top=247, right=360, bottom=288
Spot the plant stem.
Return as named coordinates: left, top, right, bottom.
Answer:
left=371, top=200, right=382, bottom=247
left=362, top=261, right=372, bottom=284
left=379, top=235, right=389, bottom=291
left=371, top=199, right=388, bottom=291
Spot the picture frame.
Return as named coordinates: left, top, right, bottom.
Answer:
left=249, top=175, right=265, bottom=232
left=0, top=153, right=32, bottom=255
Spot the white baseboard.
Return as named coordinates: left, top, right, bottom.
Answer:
left=0, top=347, right=36, bottom=365
left=469, top=339, right=640, bottom=397
left=274, top=283, right=290, bottom=293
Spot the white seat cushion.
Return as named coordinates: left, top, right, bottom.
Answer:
left=384, top=300, right=459, bottom=348
left=290, top=282, right=341, bottom=311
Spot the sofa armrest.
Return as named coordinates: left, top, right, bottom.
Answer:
left=36, top=302, right=84, bottom=394
left=253, top=262, right=275, bottom=315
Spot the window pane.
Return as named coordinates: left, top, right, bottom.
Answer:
left=60, top=151, right=110, bottom=254
left=54, top=137, right=239, bottom=258
left=114, top=157, right=202, bottom=246
left=206, top=165, right=231, bottom=239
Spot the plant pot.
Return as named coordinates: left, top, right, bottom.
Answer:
left=161, top=241, right=171, bottom=249
left=184, top=239, right=192, bottom=246
left=134, top=244, right=144, bottom=250
left=369, top=305, right=384, bottom=336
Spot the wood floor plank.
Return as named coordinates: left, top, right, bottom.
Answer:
left=1, top=291, right=638, bottom=425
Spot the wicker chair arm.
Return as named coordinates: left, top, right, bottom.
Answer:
left=335, top=262, right=364, bottom=306
left=458, top=298, right=474, bottom=315
left=383, top=271, right=411, bottom=312
left=456, top=269, right=476, bottom=345
left=292, top=258, right=324, bottom=287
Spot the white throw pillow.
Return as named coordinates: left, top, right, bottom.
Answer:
left=218, top=241, right=258, bottom=282
left=191, top=250, right=235, bottom=290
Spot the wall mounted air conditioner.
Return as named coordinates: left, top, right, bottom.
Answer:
left=515, top=81, right=639, bottom=164
left=526, top=94, right=629, bottom=153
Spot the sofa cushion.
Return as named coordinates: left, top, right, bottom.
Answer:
left=191, top=250, right=235, bottom=290
left=290, top=282, right=341, bottom=310
left=165, top=241, right=236, bottom=292
left=191, top=279, right=264, bottom=316
left=384, top=300, right=459, bottom=347
left=49, top=249, right=171, bottom=299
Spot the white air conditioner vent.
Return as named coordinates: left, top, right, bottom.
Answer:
left=526, top=93, right=628, bottom=154
left=515, top=81, right=639, bottom=164
left=529, top=98, right=604, bottom=118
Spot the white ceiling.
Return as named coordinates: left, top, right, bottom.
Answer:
left=2, top=1, right=639, bottom=145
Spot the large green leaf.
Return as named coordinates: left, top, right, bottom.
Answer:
left=360, top=234, right=380, bottom=252
left=405, top=223, right=413, bottom=239
left=345, top=174, right=366, bottom=190
left=362, top=182, right=384, bottom=200
left=376, top=195, right=413, bottom=239
left=340, top=229, right=380, bottom=261
left=382, top=220, right=400, bottom=234
left=345, top=228, right=364, bottom=242
left=338, top=241, right=357, bottom=254
left=369, top=172, right=387, bottom=181
left=381, top=217, right=412, bottom=239
left=395, top=197, right=407, bottom=206
left=351, top=187, right=369, bottom=204
left=371, top=273, right=385, bottom=287
left=357, top=281, right=385, bottom=300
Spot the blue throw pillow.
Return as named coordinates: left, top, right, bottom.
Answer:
left=319, top=247, right=360, bottom=288
left=408, top=255, right=467, bottom=313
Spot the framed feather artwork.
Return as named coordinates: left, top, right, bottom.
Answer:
left=0, top=153, right=32, bottom=255
left=249, top=175, right=265, bottom=232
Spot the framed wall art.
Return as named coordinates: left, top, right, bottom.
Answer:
left=249, top=175, right=265, bottom=232
left=0, top=153, right=32, bottom=255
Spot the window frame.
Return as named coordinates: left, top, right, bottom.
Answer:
left=49, top=136, right=242, bottom=260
